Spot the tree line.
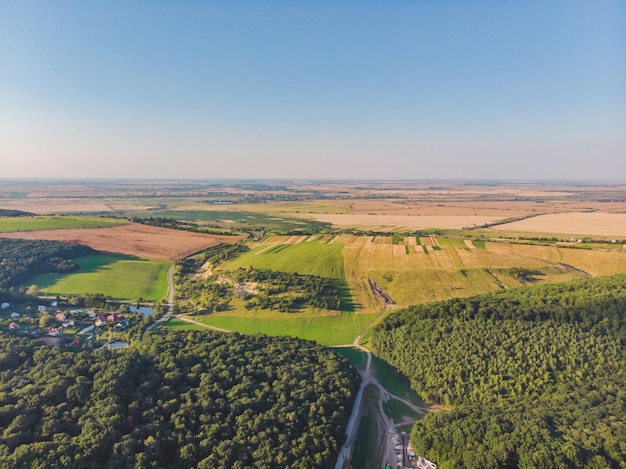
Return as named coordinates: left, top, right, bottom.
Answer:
left=0, top=239, right=95, bottom=292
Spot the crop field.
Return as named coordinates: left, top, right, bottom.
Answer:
left=0, top=224, right=242, bottom=260
left=0, top=216, right=126, bottom=232
left=24, top=254, right=170, bottom=301
left=496, top=212, right=626, bottom=237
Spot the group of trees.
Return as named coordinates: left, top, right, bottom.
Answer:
left=0, top=331, right=360, bottom=468
left=372, top=274, right=626, bottom=468
left=0, top=239, right=95, bottom=292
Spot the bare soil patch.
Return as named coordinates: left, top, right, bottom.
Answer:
left=0, top=224, right=242, bottom=260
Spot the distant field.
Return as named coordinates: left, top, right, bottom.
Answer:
left=25, top=254, right=170, bottom=301
left=0, top=216, right=126, bottom=232
left=0, top=224, right=242, bottom=260
left=496, top=212, right=626, bottom=237
left=309, top=213, right=500, bottom=231
left=126, top=209, right=330, bottom=233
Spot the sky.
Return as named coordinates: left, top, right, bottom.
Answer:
left=1, top=1, right=624, bottom=180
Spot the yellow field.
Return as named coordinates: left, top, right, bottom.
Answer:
left=497, top=212, right=626, bottom=237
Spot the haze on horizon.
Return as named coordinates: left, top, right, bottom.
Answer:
left=1, top=1, right=624, bottom=181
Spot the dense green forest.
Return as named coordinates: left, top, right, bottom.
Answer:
left=372, top=275, right=626, bottom=468
left=0, top=331, right=359, bottom=468
left=0, top=239, right=96, bottom=291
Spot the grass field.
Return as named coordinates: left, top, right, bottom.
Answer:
left=223, top=241, right=346, bottom=279
left=0, top=216, right=126, bottom=232
left=189, top=312, right=375, bottom=346
left=25, top=254, right=170, bottom=301
left=331, top=346, right=368, bottom=372
left=161, top=317, right=207, bottom=331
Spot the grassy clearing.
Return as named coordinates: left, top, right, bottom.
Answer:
left=191, top=312, right=375, bottom=346
left=26, top=254, right=169, bottom=301
left=372, top=355, right=424, bottom=407
left=0, top=216, right=126, bottom=232
left=331, top=347, right=368, bottom=372
left=352, top=385, right=382, bottom=469
left=161, top=317, right=207, bottom=331
left=387, top=398, right=423, bottom=423
left=436, top=237, right=469, bottom=249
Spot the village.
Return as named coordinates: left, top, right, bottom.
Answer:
left=0, top=299, right=147, bottom=348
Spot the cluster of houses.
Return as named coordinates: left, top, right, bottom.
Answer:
left=2, top=301, right=130, bottom=340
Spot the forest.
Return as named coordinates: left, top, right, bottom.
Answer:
left=372, top=275, right=626, bottom=468
left=0, top=239, right=96, bottom=292
left=0, top=330, right=359, bottom=468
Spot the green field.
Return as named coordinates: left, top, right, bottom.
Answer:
left=0, top=216, right=126, bottom=232
left=331, top=346, right=368, bottom=371
left=26, top=254, right=170, bottom=301
left=223, top=241, right=346, bottom=279
left=189, top=312, right=375, bottom=346
left=161, top=317, right=207, bottom=331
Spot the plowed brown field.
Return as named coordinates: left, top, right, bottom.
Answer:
left=0, top=224, right=243, bottom=260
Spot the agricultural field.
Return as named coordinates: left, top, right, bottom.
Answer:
left=0, top=224, right=242, bottom=260
left=0, top=216, right=126, bottom=232
left=496, top=212, right=626, bottom=237
left=24, top=254, right=170, bottom=301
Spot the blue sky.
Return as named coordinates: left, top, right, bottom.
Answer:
left=1, top=1, right=624, bottom=180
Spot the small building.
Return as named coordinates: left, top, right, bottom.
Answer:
left=47, top=328, right=61, bottom=337
left=50, top=301, right=58, bottom=307
left=38, top=305, right=47, bottom=312
left=55, top=312, right=66, bottom=321
left=72, top=338, right=80, bottom=345
left=62, top=319, right=75, bottom=328
left=11, top=312, right=20, bottom=319
left=87, top=311, right=97, bottom=318
left=8, top=322, right=19, bottom=330
left=1, top=302, right=10, bottom=309
left=107, top=313, right=120, bottom=322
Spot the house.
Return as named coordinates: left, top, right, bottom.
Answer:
left=8, top=322, right=19, bottom=330
left=72, top=338, right=80, bottom=345
left=11, top=312, right=20, bottom=319
left=1, top=302, right=10, bottom=309
left=87, top=311, right=97, bottom=318
left=107, top=313, right=120, bottom=322
left=37, top=305, right=47, bottom=312
left=47, top=328, right=61, bottom=337
left=62, top=319, right=75, bottom=328
left=95, top=315, right=108, bottom=327
left=55, top=312, right=66, bottom=321
left=50, top=301, right=58, bottom=307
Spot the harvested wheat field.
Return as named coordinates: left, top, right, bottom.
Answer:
left=497, top=212, right=626, bottom=237
left=0, top=224, right=243, bottom=260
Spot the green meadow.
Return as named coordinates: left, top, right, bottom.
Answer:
left=189, top=312, right=375, bottom=346
left=26, top=254, right=169, bottom=301
left=0, top=216, right=126, bottom=232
